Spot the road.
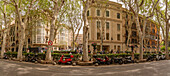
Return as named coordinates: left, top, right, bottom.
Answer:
left=0, top=59, right=170, bottom=76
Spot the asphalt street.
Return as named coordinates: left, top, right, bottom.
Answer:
left=0, top=59, right=170, bottom=76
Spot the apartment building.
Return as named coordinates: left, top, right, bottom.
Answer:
left=56, top=28, right=71, bottom=50
left=87, top=0, right=160, bottom=53
left=5, top=18, right=71, bottom=52
left=88, top=0, right=123, bottom=52
left=122, top=8, right=161, bottom=53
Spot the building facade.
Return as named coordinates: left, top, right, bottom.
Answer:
left=4, top=18, right=71, bottom=52
left=87, top=0, right=160, bottom=53
left=88, top=0, right=123, bottom=52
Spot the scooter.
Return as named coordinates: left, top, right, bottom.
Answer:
left=146, top=55, right=154, bottom=61
left=123, top=56, right=134, bottom=64
left=111, top=57, right=123, bottom=65
left=25, top=54, right=38, bottom=63
left=153, top=54, right=160, bottom=61
left=3, top=54, right=8, bottom=59
left=58, top=55, right=74, bottom=65
left=159, top=55, right=166, bottom=60
left=93, top=55, right=110, bottom=65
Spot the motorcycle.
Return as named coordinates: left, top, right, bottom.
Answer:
left=93, top=55, right=110, bottom=65
left=25, top=54, right=38, bottom=63
left=3, top=54, right=8, bottom=59
left=146, top=55, right=154, bottom=61
left=58, top=55, right=74, bottom=65
left=111, top=57, right=123, bottom=65
left=153, top=54, right=160, bottom=61
left=123, top=56, right=134, bottom=64
left=159, top=54, right=166, bottom=60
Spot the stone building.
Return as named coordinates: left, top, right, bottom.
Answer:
left=5, top=18, right=71, bottom=52
left=87, top=0, right=123, bottom=52
left=87, top=0, right=160, bottom=53
left=122, top=8, right=161, bottom=53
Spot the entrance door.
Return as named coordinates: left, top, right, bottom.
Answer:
left=103, top=45, right=110, bottom=51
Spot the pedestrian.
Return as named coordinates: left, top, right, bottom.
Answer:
left=69, top=52, right=72, bottom=54
left=111, top=49, right=113, bottom=54
left=80, top=49, right=82, bottom=54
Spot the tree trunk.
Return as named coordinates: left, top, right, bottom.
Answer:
left=0, top=4, right=7, bottom=59
left=14, top=4, right=25, bottom=61
left=17, top=29, right=25, bottom=60
left=82, top=0, right=89, bottom=62
left=26, top=37, right=29, bottom=53
left=165, top=22, right=169, bottom=59
left=139, top=36, right=144, bottom=60
left=135, top=16, right=143, bottom=60
left=1, top=30, right=7, bottom=59
left=83, top=26, right=89, bottom=61
left=100, top=28, right=103, bottom=52
left=45, top=17, right=56, bottom=61
left=72, top=32, right=75, bottom=51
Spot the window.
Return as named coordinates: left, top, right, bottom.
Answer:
left=152, top=29, right=155, bottom=33
left=152, top=41, right=155, bottom=45
left=114, top=45, right=116, bottom=50
left=117, top=24, right=120, bottom=31
left=117, top=34, right=120, bottom=41
left=97, top=21, right=100, bottom=28
left=118, top=46, right=120, bottom=51
left=106, top=33, right=109, bottom=40
left=139, top=18, right=141, bottom=22
left=106, top=22, right=109, bottom=29
left=106, top=11, right=109, bottom=17
left=132, top=23, right=136, bottom=29
left=117, top=13, right=120, bottom=19
left=132, top=31, right=137, bottom=37
left=97, top=10, right=100, bottom=16
left=126, top=21, right=128, bottom=25
left=97, top=33, right=100, bottom=40
left=87, top=10, right=89, bottom=16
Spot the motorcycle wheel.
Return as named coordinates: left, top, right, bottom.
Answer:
left=106, top=61, right=110, bottom=65
left=68, top=61, right=72, bottom=65
left=119, top=60, right=123, bottom=65
left=124, top=60, right=127, bottom=64
left=58, top=62, right=61, bottom=65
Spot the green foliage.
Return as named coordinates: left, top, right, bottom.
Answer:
left=53, top=51, right=76, bottom=53
left=161, top=46, right=170, bottom=51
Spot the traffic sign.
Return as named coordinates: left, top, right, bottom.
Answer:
left=48, top=41, right=53, bottom=46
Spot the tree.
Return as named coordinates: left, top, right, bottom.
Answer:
left=3, top=0, right=38, bottom=60
left=0, top=2, right=7, bottom=58
left=66, top=0, right=83, bottom=51
left=81, top=0, right=91, bottom=61
left=0, top=1, right=15, bottom=58
left=38, top=0, right=66, bottom=61
left=155, top=0, right=170, bottom=59
left=121, top=0, right=159, bottom=60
